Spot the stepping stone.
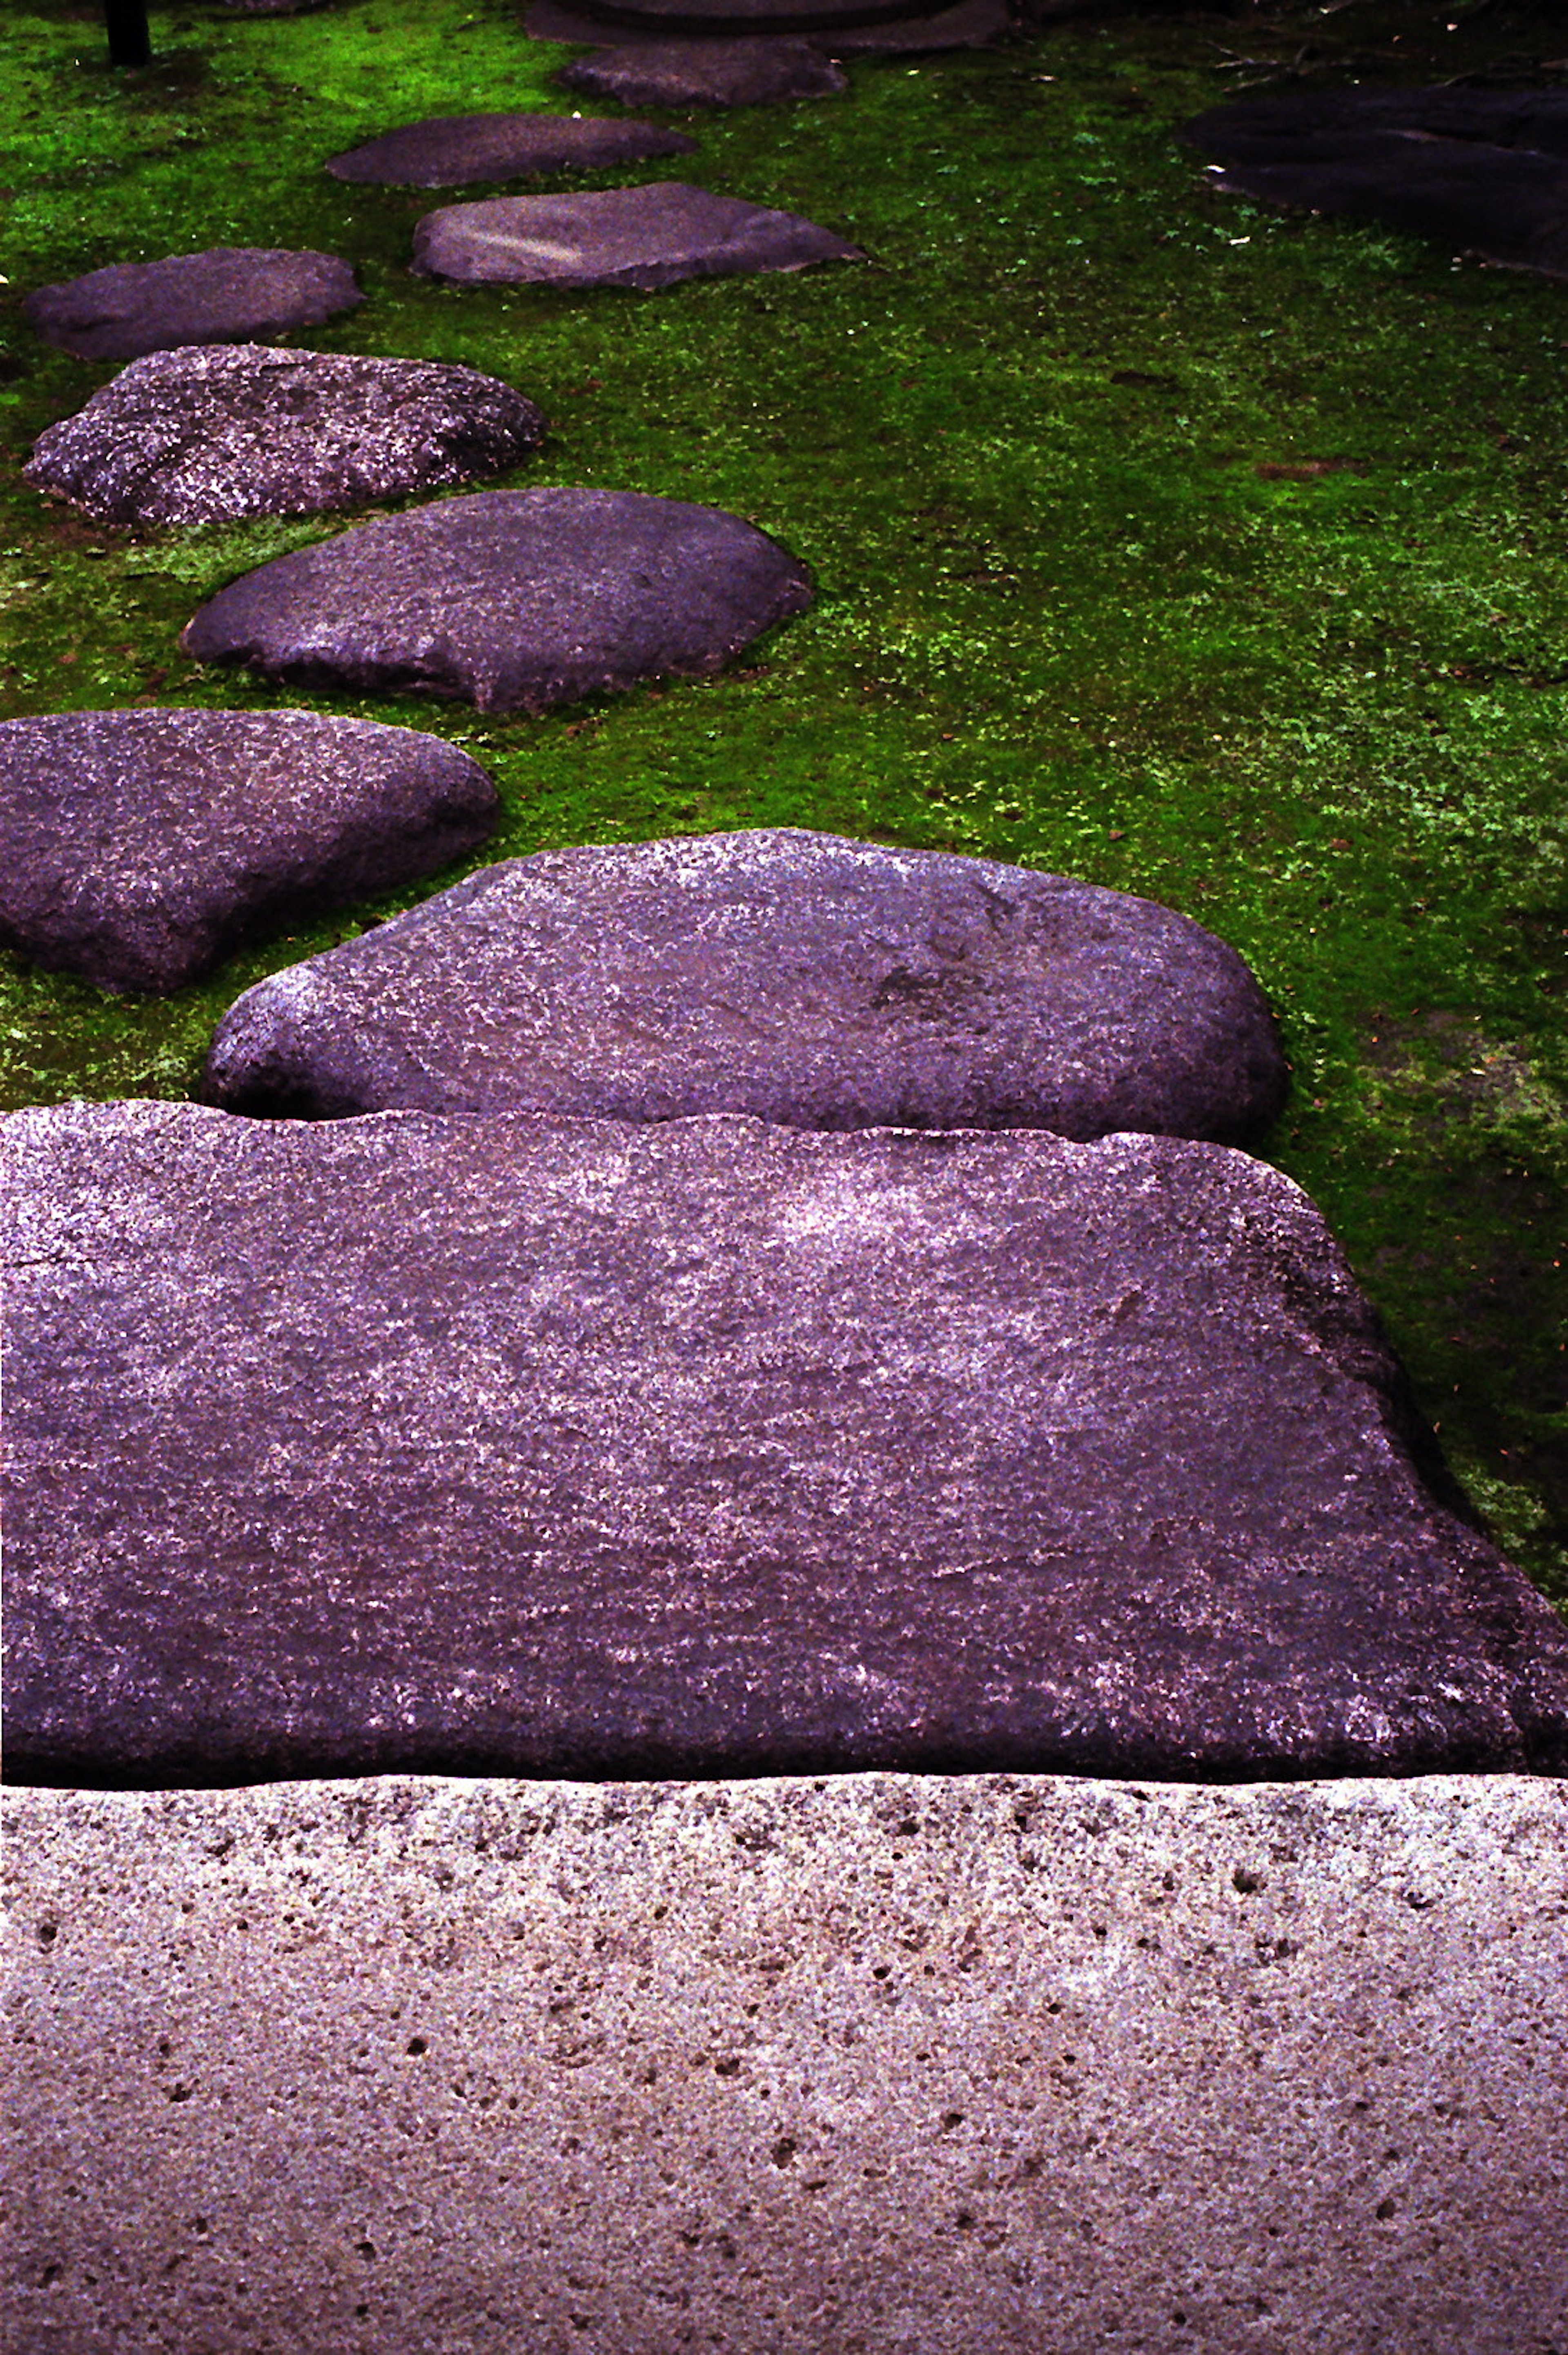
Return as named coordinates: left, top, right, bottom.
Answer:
left=1184, top=86, right=1568, bottom=166
left=412, top=182, right=863, bottom=292
left=0, top=711, right=497, bottom=995
left=325, top=110, right=697, bottom=187
left=24, top=247, right=363, bottom=364
left=7, top=1101, right=1566, bottom=1785
left=179, top=487, right=814, bottom=712
left=528, top=0, right=1007, bottom=50
left=23, top=346, right=546, bottom=532
left=201, top=829, right=1290, bottom=1143
left=557, top=38, right=848, bottom=107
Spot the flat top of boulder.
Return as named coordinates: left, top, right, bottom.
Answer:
left=0, top=709, right=496, bottom=995
left=557, top=37, right=848, bottom=103
left=23, top=345, right=546, bottom=532
left=325, top=109, right=697, bottom=186
left=179, top=486, right=814, bottom=713
left=412, top=180, right=862, bottom=291
left=7, top=1100, right=1565, bottom=1786
left=23, top=247, right=362, bottom=363
left=203, top=829, right=1287, bottom=1144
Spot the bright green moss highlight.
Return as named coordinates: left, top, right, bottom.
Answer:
left=1, top=0, right=1564, bottom=1602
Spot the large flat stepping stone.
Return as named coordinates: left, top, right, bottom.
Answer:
left=178, top=487, right=814, bottom=711
left=325, top=109, right=697, bottom=186
left=201, top=829, right=1289, bottom=1143
left=7, top=1772, right=1565, bottom=2354
left=24, top=247, right=363, bottom=363
left=0, top=711, right=497, bottom=995
left=7, top=1102, right=1566, bottom=1785
left=558, top=38, right=848, bottom=106
left=412, top=181, right=862, bottom=291
left=22, top=345, right=546, bottom=532
left=529, top=0, right=1007, bottom=49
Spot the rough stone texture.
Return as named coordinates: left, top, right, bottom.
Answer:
left=557, top=38, right=848, bottom=107
left=23, top=247, right=363, bottom=363
left=528, top=0, right=1005, bottom=47
left=179, top=488, right=815, bottom=712
left=22, top=345, right=546, bottom=531
left=0, top=711, right=497, bottom=995
left=5, top=1771, right=1566, bottom=2355
left=201, top=830, right=1289, bottom=1143
left=325, top=110, right=697, bottom=186
left=8, top=1101, right=1568, bottom=1787
left=412, top=181, right=863, bottom=291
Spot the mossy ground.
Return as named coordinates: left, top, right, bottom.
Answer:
left=2, top=0, right=1564, bottom=1604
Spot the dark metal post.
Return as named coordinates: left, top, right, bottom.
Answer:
left=105, top=0, right=151, bottom=67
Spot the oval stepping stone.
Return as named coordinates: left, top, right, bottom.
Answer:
left=558, top=38, right=847, bottom=106
left=23, top=247, right=363, bottom=363
left=23, top=345, right=546, bottom=532
left=555, top=0, right=939, bottom=27
left=7, top=1101, right=1566, bottom=1786
left=527, top=0, right=1007, bottom=48
left=412, top=182, right=863, bottom=291
left=178, top=487, right=814, bottom=712
left=202, top=830, right=1289, bottom=1143
left=0, top=710, right=497, bottom=995
left=325, top=110, right=697, bottom=185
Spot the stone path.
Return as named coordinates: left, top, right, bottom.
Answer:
left=24, top=246, right=363, bottom=361
left=412, top=181, right=863, bottom=290
left=200, top=830, right=1288, bottom=1141
left=325, top=109, right=697, bottom=185
left=0, top=710, right=497, bottom=994
left=23, top=345, right=546, bottom=530
left=558, top=37, right=848, bottom=106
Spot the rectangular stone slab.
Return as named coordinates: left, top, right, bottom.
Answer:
left=5, top=1101, right=1566, bottom=1785
left=5, top=1771, right=1565, bottom=2353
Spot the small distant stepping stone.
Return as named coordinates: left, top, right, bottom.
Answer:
left=24, top=247, right=363, bottom=364
left=23, top=346, right=546, bottom=532
left=412, top=182, right=862, bottom=291
left=557, top=39, right=848, bottom=107
left=325, top=111, right=697, bottom=187
left=179, top=487, right=813, bottom=712
left=203, top=829, right=1289, bottom=1144
left=527, top=0, right=1007, bottom=50
left=0, top=710, right=497, bottom=995
left=7, top=1102, right=1566, bottom=1784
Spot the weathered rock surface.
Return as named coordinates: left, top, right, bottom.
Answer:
left=412, top=181, right=862, bottom=291
left=528, top=0, right=1007, bottom=50
left=558, top=38, right=847, bottom=107
left=178, top=487, right=814, bottom=711
left=24, top=247, right=363, bottom=363
left=201, top=830, right=1289, bottom=1142
left=7, top=1101, right=1566, bottom=1786
left=6, top=1772, right=1566, bottom=2354
left=23, top=345, right=546, bottom=531
left=325, top=109, right=696, bottom=186
left=0, top=711, right=496, bottom=994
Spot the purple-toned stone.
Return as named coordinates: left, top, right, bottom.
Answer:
left=6, top=1101, right=1566, bottom=1787
left=24, top=247, right=363, bottom=363
left=179, top=487, right=814, bottom=712
left=412, top=181, right=862, bottom=291
left=202, top=829, right=1289, bottom=1144
left=0, top=710, right=497, bottom=995
left=557, top=39, right=847, bottom=107
left=325, top=110, right=696, bottom=187
left=526, top=0, right=1007, bottom=51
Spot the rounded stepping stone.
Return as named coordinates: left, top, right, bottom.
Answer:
left=550, top=0, right=943, bottom=28
left=412, top=180, right=862, bottom=291
left=178, top=487, right=814, bottom=712
left=557, top=38, right=849, bottom=103
left=528, top=0, right=1007, bottom=48
left=23, top=247, right=363, bottom=364
left=23, top=345, right=546, bottom=532
left=325, top=110, right=696, bottom=187
left=202, top=829, right=1290, bottom=1144
left=7, top=1101, right=1566, bottom=1786
left=0, top=710, right=497, bottom=995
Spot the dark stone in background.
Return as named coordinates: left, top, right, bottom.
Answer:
left=1183, top=88, right=1568, bottom=167
left=24, top=248, right=363, bottom=363
left=557, top=39, right=848, bottom=106
left=411, top=182, right=863, bottom=291
left=202, top=829, right=1289, bottom=1143
left=0, top=710, right=497, bottom=994
left=325, top=110, right=697, bottom=186
left=7, top=1103, right=1565, bottom=1787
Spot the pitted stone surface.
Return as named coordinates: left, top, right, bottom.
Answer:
left=557, top=38, right=848, bottom=105
left=412, top=182, right=863, bottom=290
left=23, top=345, right=546, bottom=530
left=6, top=1773, right=1566, bottom=2355
left=7, top=1101, right=1566, bottom=1786
left=179, top=487, right=814, bottom=711
left=24, top=247, right=363, bottom=363
left=0, top=710, right=496, bottom=994
left=325, top=109, right=697, bottom=186
left=202, top=829, right=1289, bottom=1143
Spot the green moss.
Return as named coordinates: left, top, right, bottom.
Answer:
left=2, top=0, right=1564, bottom=1602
